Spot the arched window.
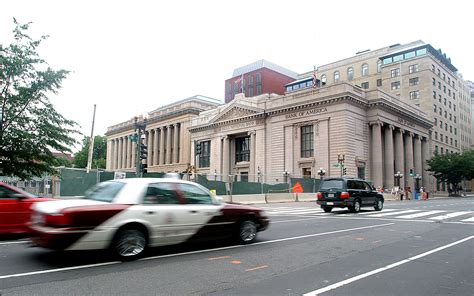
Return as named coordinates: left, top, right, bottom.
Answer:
left=321, top=74, right=327, bottom=85
left=361, top=64, right=369, bottom=76
left=333, top=71, right=340, bottom=82
left=347, top=67, right=353, bottom=81
left=377, top=60, right=382, bottom=73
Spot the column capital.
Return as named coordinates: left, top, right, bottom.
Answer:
left=369, top=121, right=383, bottom=127
left=406, top=131, right=414, bottom=138
left=386, top=124, right=395, bottom=131
left=248, top=130, right=256, bottom=136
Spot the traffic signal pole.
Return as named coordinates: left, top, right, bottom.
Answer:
left=134, top=117, right=147, bottom=177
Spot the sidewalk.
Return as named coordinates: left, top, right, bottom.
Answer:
left=384, top=192, right=474, bottom=201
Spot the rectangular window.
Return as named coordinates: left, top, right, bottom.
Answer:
left=357, top=166, right=365, bottom=180
left=198, top=141, right=211, bottom=168
left=391, top=68, right=400, bottom=77
left=377, top=79, right=382, bottom=86
left=235, top=136, right=250, bottom=162
left=393, top=54, right=404, bottom=62
left=391, top=81, right=401, bottom=90
left=432, top=78, right=436, bottom=86
left=438, top=82, right=441, bottom=90
left=248, top=75, right=254, bottom=97
left=301, top=125, right=314, bottom=158
left=383, top=57, right=393, bottom=65
left=409, top=90, right=419, bottom=100
left=433, top=91, right=436, bottom=99
left=454, top=128, right=457, bottom=135
left=409, top=77, right=419, bottom=86
left=416, top=48, right=427, bottom=56
left=435, top=131, right=438, bottom=140
left=404, top=51, right=415, bottom=59
left=361, top=82, right=369, bottom=89
left=256, top=73, right=262, bottom=95
left=409, top=64, right=418, bottom=73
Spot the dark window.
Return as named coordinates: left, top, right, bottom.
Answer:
left=248, top=75, right=254, bottom=97
left=198, top=140, right=211, bottom=168
left=235, top=136, right=250, bottom=162
left=301, top=125, right=314, bottom=158
left=391, top=68, right=400, bottom=78
left=409, top=64, right=418, bottom=73
left=409, top=77, right=419, bottom=86
left=320, top=180, right=344, bottom=190
left=410, top=91, right=420, bottom=100
left=240, top=172, right=249, bottom=182
left=347, top=67, right=353, bottom=80
left=333, top=71, right=340, bottom=82
left=391, top=81, right=400, bottom=90
left=377, top=79, right=382, bottom=87
left=144, top=183, right=180, bottom=204
left=256, top=73, right=262, bottom=95
left=176, top=183, right=212, bottom=204
left=361, top=82, right=369, bottom=89
left=357, top=167, right=365, bottom=180
left=84, top=181, right=125, bottom=203
left=361, top=64, right=368, bottom=76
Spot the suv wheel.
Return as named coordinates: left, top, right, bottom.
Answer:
left=374, top=198, right=384, bottom=211
left=350, top=199, right=361, bottom=213
left=322, top=206, right=332, bottom=213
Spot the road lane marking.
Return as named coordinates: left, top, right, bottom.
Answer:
left=303, top=235, right=474, bottom=296
left=230, top=260, right=241, bottom=264
left=460, top=217, right=474, bottom=222
left=0, top=241, right=27, bottom=246
left=208, top=256, right=230, bottom=261
left=271, top=217, right=323, bottom=223
left=396, top=210, right=446, bottom=219
left=365, top=210, right=420, bottom=217
left=357, top=209, right=398, bottom=215
left=0, top=223, right=395, bottom=280
left=429, top=211, right=472, bottom=220
left=245, top=265, right=268, bottom=272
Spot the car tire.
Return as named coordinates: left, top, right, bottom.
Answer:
left=374, top=198, right=384, bottom=211
left=350, top=199, right=361, bottom=213
left=236, top=220, right=257, bottom=244
left=322, top=206, right=332, bottom=213
left=112, top=227, right=147, bottom=260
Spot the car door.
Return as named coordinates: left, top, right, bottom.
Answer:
left=363, top=181, right=377, bottom=204
left=346, top=180, right=361, bottom=201
left=0, top=185, right=21, bottom=233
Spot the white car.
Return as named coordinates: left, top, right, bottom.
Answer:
left=29, top=178, right=269, bottom=259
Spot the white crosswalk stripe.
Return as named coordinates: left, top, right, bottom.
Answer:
left=460, top=217, right=474, bottom=222
left=429, top=211, right=472, bottom=221
left=396, top=210, right=446, bottom=219
left=365, top=210, right=421, bottom=218
left=357, top=209, right=398, bottom=215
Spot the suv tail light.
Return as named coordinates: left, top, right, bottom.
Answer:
left=340, top=192, right=350, bottom=199
left=316, top=192, right=323, bottom=200
left=44, top=213, right=70, bottom=227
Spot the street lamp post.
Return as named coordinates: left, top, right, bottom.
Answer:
left=317, top=167, right=326, bottom=181
left=394, top=171, right=404, bottom=187
left=283, top=170, right=290, bottom=192
left=257, top=167, right=263, bottom=194
left=337, top=154, right=345, bottom=177
left=414, top=174, right=422, bottom=199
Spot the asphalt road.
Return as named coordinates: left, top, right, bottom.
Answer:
left=0, top=197, right=473, bottom=295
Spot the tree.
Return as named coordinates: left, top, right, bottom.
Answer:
left=0, top=19, right=80, bottom=179
left=427, top=149, right=474, bottom=194
left=73, top=135, right=107, bottom=169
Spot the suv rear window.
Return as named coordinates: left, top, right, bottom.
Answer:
left=320, top=180, right=344, bottom=190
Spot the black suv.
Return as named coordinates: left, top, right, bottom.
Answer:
left=316, top=178, right=384, bottom=213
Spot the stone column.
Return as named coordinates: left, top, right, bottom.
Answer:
left=404, top=132, right=414, bottom=192
left=166, top=125, right=172, bottom=164
left=384, top=125, right=395, bottom=189
left=421, top=137, right=430, bottom=189
left=113, top=139, right=119, bottom=170
left=127, top=136, right=132, bottom=168
left=222, top=136, right=229, bottom=176
left=106, top=140, right=112, bottom=170
left=414, top=135, right=422, bottom=179
left=131, top=137, right=136, bottom=169
left=117, top=137, right=123, bottom=169
left=173, top=124, right=179, bottom=164
left=249, top=131, right=256, bottom=182
left=147, top=131, right=153, bottom=167
left=153, top=128, right=159, bottom=166
left=159, top=127, right=165, bottom=165
left=394, top=129, right=405, bottom=187
left=371, top=122, right=383, bottom=188
left=123, top=137, right=128, bottom=169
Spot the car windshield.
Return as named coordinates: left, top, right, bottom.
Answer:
left=84, top=181, right=125, bottom=202
left=320, top=180, right=344, bottom=190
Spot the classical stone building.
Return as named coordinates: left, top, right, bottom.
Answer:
left=105, top=96, right=221, bottom=173
left=189, top=83, right=433, bottom=191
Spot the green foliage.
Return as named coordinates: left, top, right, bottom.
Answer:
left=73, top=135, right=107, bottom=169
left=0, top=19, right=80, bottom=179
left=427, top=149, right=474, bottom=192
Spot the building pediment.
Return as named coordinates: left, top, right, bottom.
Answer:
left=210, top=103, right=264, bottom=124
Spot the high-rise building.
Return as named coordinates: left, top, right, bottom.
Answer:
left=301, top=41, right=472, bottom=157
left=225, top=59, right=297, bottom=103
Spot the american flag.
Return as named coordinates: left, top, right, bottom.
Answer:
left=312, top=65, right=317, bottom=88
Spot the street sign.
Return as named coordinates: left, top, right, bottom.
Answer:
left=332, top=163, right=340, bottom=168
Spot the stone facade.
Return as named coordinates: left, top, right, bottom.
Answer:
left=105, top=96, right=221, bottom=173
left=189, top=83, right=433, bottom=191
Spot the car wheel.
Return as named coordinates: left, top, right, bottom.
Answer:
left=322, top=206, right=332, bottom=213
left=350, top=199, right=361, bottom=213
left=374, top=198, right=384, bottom=211
left=113, top=228, right=147, bottom=260
left=237, top=220, right=257, bottom=244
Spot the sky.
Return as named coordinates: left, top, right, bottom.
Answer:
left=1, top=0, right=473, bottom=152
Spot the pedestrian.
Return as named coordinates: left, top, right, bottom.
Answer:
left=420, top=187, right=425, bottom=200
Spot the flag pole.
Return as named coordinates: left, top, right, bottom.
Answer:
left=86, top=104, right=96, bottom=173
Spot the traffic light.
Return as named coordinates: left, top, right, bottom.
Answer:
left=141, top=163, right=148, bottom=174
left=196, top=142, right=201, bottom=155
left=343, top=167, right=347, bottom=175
left=409, top=168, right=414, bottom=177
left=140, top=143, right=148, bottom=160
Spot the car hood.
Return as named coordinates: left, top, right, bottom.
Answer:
left=31, top=199, right=109, bottom=214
